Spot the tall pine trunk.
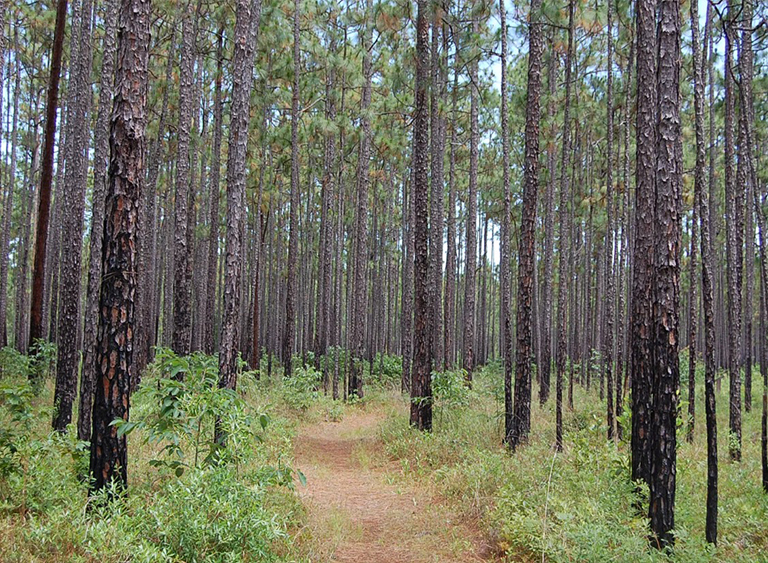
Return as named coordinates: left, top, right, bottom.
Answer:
left=463, top=16, right=478, bottom=383
left=170, top=4, right=200, bottom=357
left=89, top=0, right=151, bottom=493
left=410, top=0, right=431, bottom=431
left=53, top=0, right=93, bottom=432
left=283, top=0, right=301, bottom=376
left=631, top=0, right=657, bottom=487
left=509, top=0, right=543, bottom=449
left=428, top=8, right=445, bottom=371
left=723, top=0, right=742, bottom=461
left=603, top=0, right=616, bottom=441
left=217, top=0, right=262, bottom=404
left=648, top=0, right=682, bottom=546
left=692, top=0, right=717, bottom=542
left=78, top=0, right=119, bottom=442
left=348, top=0, right=372, bottom=396
left=554, top=0, right=574, bottom=451
left=29, top=0, right=68, bottom=349
left=499, top=0, right=513, bottom=444
left=203, top=24, right=224, bottom=355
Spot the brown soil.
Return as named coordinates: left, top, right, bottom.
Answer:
left=294, top=408, right=499, bottom=563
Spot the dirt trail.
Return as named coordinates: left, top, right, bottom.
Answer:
left=294, top=409, right=498, bottom=563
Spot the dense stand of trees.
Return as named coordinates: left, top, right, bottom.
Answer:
left=0, top=0, right=766, bottom=549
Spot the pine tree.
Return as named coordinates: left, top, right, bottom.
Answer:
left=89, top=0, right=152, bottom=494
left=509, top=0, right=543, bottom=449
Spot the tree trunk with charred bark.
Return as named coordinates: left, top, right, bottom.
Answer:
left=217, top=0, right=262, bottom=408
left=410, top=0, right=431, bottom=431
left=631, top=0, right=657, bottom=487
left=170, top=5, right=200, bottom=357
left=89, top=0, right=151, bottom=493
left=509, top=0, right=543, bottom=449
left=648, top=0, right=682, bottom=546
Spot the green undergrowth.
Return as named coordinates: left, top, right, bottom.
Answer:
left=378, top=361, right=768, bottom=562
left=0, top=347, right=309, bottom=563
left=2, top=344, right=765, bottom=562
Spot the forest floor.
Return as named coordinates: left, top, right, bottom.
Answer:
left=292, top=406, right=501, bottom=563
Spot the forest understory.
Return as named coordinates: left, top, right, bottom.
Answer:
left=0, top=351, right=765, bottom=562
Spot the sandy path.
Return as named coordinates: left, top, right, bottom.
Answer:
left=294, top=409, right=498, bottom=563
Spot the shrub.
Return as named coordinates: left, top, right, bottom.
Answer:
left=0, top=347, right=31, bottom=379
left=281, top=365, right=322, bottom=411
left=115, top=348, right=269, bottom=474
left=368, top=353, right=402, bottom=388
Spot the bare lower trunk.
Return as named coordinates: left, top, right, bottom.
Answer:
left=410, top=0, right=431, bottom=431
left=463, top=18, right=478, bottom=383
left=171, top=4, right=200, bottom=357
left=648, top=0, right=682, bottom=546
left=88, top=0, right=151, bottom=494
left=29, top=0, right=68, bottom=348
left=554, top=0, right=574, bottom=452
left=216, top=0, right=262, bottom=413
left=53, top=0, right=93, bottom=432
left=509, top=0, right=543, bottom=449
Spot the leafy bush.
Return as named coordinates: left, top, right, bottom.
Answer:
left=1, top=349, right=305, bottom=563
left=368, top=353, right=402, bottom=388
left=432, top=368, right=470, bottom=409
left=28, top=339, right=57, bottom=386
left=116, top=348, right=269, bottom=474
left=281, top=364, right=322, bottom=411
left=113, top=466, right=287, bottom=563
left=20, top=463, right=292, bottom=563
left=0, top=342, right=57, bottom=388
left=0, top=378, right=88, bottom=517
left=0, top=378, right=35, bottom=479
left=0, top=347, right=31, bottom=379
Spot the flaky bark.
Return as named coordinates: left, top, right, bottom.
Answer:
left=283, top=0, right=301, bottom=376
left=692, top=0, right=717, bottom=542
left=723, top=0, right=742, bottom=461
left=499, top=0, right=513, bottom=443
left=509, top=0, right=543, bottom=449
left=410, top=0, right=431, bottom=431
left=463, top=16, right=479, bottom=382
left=170, top=4, right=200, bottom=357
left=217, top=0, right=262, bottom=407
left=89, top=0, right=151, bottom=493
left=78, top=0, right=119, bottom=442
left=428, top=7, right=445, bottom=371
left=738, top=0, right=754, bottom=414
left=648, top=0, right=682, bottom=546
left=53, top=0, right=93, bottom=432
left=631, top=0, right=657, bottom=487
left=603, top=0, right=615, bottom=441
left=554, top=0, right=574, bottom=452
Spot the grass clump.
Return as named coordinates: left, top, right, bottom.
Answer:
left=378, top=362, right=768, bottom=562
